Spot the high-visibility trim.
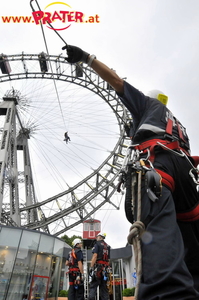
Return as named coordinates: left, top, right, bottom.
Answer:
left=138, top=124, right=165, bottom=134
left=177, top=203, right=199, bottom=222
left=155, top=169, right=175, bottom=192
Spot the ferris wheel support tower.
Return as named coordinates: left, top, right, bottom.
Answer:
left=0, top=94, right=20, bottom=225
left=0, top=91, right=41, bottom=227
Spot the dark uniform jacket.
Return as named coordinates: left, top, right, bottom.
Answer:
left=118, top=81, right=190, bottom=151
left=67, top=247, right=83, bottom=270
left=92, top=240, right=110, bottom=263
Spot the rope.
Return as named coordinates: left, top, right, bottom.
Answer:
left=127, top=170, right=145, bottom=300
left=30, top=0, right=67, bottom=130
left=30, top=1, right=127, bottom=127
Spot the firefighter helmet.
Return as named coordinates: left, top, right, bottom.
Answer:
left=72, top=238, right=82, bottom=247
left=96, top=232, right=106, bottom=239
left=147, top=89, right=168, bottom=106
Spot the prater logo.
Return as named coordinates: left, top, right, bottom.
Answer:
left=32, top=1, right=100, bottom=31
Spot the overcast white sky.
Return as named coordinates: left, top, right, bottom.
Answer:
left=1, top=0, right=199, bottom=248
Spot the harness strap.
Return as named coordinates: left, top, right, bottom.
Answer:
left=134, top=139, right=190, bottom=163
left=166, top=117, right=173, bottom=136
left=155, top=170, right=199, bottom=222
left=96, top=260, right=109, bottom=265
left=69, top=267, right=79, bottom=272
left=155, top=169, right=175, bottom=192
left=176, top=121, right=186, bottom=143
left=165, top=114, right=186, bottom=144
left=191, top=156, right=199, bottom=167
left=177, top=203, right=199, bottom=222
left=133, top=140, right=199, bottom=223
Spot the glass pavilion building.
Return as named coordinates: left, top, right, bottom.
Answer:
left=0, top=223, right=135, bottom=300
left=0, top=225, right=70, bottom=300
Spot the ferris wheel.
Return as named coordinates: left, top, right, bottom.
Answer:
left=0, top=53, right=131, bottom=236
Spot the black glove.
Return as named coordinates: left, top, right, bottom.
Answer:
left=62, top=45, right=90, bottom=64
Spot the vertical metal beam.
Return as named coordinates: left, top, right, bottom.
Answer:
left=17, top=130, right=38, bottom=223
left=0, top=99, right=20, bottom=225
left=17, top=127, right=49, bottom=233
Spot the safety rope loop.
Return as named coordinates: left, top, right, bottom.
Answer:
left=128, top=221, right=145, bottom=244
left=127, top=169, right=145, bottom=300
left=127, top=220, right=145, bottom=300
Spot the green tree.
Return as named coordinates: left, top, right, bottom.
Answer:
left=61, top=234, right=82, bottom=247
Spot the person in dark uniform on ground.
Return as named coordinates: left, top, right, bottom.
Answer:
left=65, top=238, right=84, bottom=300
left=89, top=233, right=110, bottom=300
left=62, top=44, right=199, bottom=300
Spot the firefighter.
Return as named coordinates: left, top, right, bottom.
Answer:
left=62, top=45, right=199, bottom=300
left=89, top=233, right=111, bottom=300
left=65, top=238, right=84, bottom=300
left=64, top=132, right=71, bottom=143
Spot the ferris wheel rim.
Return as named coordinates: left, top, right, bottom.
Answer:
left=0, top=53, right=131, bottom=234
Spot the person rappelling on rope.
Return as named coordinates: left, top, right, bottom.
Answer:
left=62, top=45, right=199, bottom=300
left=64, top=131, right=71, bottom=144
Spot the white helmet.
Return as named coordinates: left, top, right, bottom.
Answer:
left=147, top=89, right=168, bottom=106
left=96, top=232, right=106, bottom=239
left=72, top=238, right=82, bottom=247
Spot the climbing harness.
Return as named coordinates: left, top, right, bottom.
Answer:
left=68, top=249, right=77, bottom=266
left=118, top=137, right=199, bottom=299
left=118, top=144, right=160, bottom=298
left=91, top=241, right=111, bottom=281
left=118, top=143, right=163, bottom=203
left=66, top=248, right=84, bottom=289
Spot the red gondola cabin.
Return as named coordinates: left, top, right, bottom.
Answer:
left=83, top=219, right=101, bottom=248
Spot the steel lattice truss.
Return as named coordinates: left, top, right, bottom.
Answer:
left=0, top=53, right=131, bottom=236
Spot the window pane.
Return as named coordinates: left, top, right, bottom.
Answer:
left=84, top=223, right=89, bottom=231
left=34, top=253, right=52, bottom=277
left=33, top=235, right=54, bottom=279
left=48, top=256, right=62, bottom=298
left=6, top=230, right=40, bottom=300
left=48, top=239, right=64, bottom=298
left=38, top=234, right=54, bottom=254
left=0, top=227, right=22, bottom=300
left=53, top=239, right=64, bottom=257
left=95, top=223, right=100, bottom=231
left=29, top=275, right=50, bottom=300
